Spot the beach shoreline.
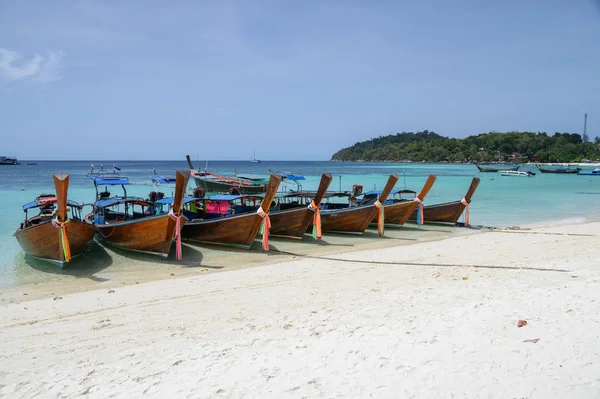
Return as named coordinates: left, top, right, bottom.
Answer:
left=1, top=218, right=600, bottom=398
left=2, top=213, right=595, bottom=303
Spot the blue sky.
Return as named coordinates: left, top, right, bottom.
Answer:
left=1, top=0, right=599, bottom=160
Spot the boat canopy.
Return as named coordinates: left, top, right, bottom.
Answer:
left=282, top=174, right=306, bottom=181
left=206, top=194, right=263, bottom=202
left=94, top=197, right=148, bottom=208
left=89, top=175, right=130, bottom=186
left=22, top=199, right=81, bottom=210
left=154, top=197, right=197, bottom=205
left=364, top=188, right=416, bottom=196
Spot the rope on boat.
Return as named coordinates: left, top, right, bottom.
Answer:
left=308, top=200, right=322, bottom=240
left=413, top=197, right=424, bottom=226
left=460, top=197, right=470, bottom=227
left=97, top=224, right=117, bottom=239
left=373, top=200, right=384, bottom=236
left=52, top=217, right=72, bottom=262
left=257, top=207, right=271, bottom=251
left=169, top=209, right=183, bottom=260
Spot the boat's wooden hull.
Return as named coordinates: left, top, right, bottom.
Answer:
left=94, top=214, right=180, bottom=257
left=537, top=168, right=580, bottom=174
left=269, top=207, right=314, bottom=240
left=321, top=206, right=379, bottom=234
left=182, top=214, right=263, bottom=249
left=409, top=201, right=465, bottom=224
left=191, top=176, right=266, bottom=194
left=476, top=165, right=519, bottom=172
left=371, top=201, right=416, bottom=225
left=14, top=220, right=96, bottom=266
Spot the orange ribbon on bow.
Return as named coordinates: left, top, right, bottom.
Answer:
left=309, top=200, right=322, bottom=239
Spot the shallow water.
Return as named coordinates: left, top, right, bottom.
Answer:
left=1, top=160, right=599, bottom=289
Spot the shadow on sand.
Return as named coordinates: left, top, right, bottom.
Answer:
left=25, top=241, right=113, bottom=282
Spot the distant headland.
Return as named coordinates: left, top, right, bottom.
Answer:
left=330, top=130, right=600, bottom=163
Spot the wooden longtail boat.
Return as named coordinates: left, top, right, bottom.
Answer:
left=475, top=164, right=519, bottom=172
left=269, top=173, right=333, bottom=240
left=14, top=174, right=96, bottom=267
left=181, top=174, right=282, bottom=249
left=536, top=164, right=581, bottom=174
left=409, top=177, right=480, bottom=225
left=85, top=170, right=190, bottom=258
left=186, top=155, right=267, bottom=194
left=320, top=174, right=399, bottom=234
left=363, top=175, right=437, bottom=225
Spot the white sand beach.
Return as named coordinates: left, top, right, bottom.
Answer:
left=1, top=221, right=600, bottom=398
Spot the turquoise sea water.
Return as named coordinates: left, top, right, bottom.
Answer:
left=1, top=160, right=599, bottom=287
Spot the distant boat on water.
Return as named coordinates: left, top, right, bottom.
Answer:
left=250, top=149, right=261, bottom=163
left=536, top=164, right=581, bottom=174
left=0, top=156, right=18, bottom=165
left=475, top=164, right=519, bottom=172
left=500, top=170, right=535, bottom=177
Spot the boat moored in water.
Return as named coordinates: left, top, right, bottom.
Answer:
left=85, top=170, right=190, bottom=258
left=500, top=170, right=535, bottom=177
left=181, top=174, right=282, bottom=249
left=14, top=174, right=97, bottom=267
left=360, top=175, right=437, bottom=225
left=409, top=177, right=481, bottom=226
left=186, top=155, right=267, bottom=194
left=536, top=164, right=581, bottom=174
left=268, top=173, right=333, bottom=240
left=476, top=164, right=519, bottom=172
left=320, top=174, right=399, bottom=235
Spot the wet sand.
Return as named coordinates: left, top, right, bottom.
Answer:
left=2, top=222, right=473, bottom=303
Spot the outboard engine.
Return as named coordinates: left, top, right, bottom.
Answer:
left=351, top=185, right=363, bottom=197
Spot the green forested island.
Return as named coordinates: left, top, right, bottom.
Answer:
left=331, top=131, right=600, bottom=163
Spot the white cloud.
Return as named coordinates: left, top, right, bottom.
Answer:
left=0, top=48, right=64, bottom=83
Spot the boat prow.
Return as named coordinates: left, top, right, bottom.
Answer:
left=409, top=177, right=480, bottom=225
left=14, top=174, right=96, bottom=266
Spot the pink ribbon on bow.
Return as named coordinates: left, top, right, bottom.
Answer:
left=460, top=197, right=470, bottom=226
left=257, top=207, right=270, bottom=251
left=169, top=209, right=183, bottom=260
left=413, top=197, right=424, bottom=226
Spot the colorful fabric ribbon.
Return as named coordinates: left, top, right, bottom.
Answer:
left=413, top=197, right=424, bottom=226
left=373, top=200, right=384, bottom=236
left=460, top=197, right=470, bottom=226
left=52, top=217, right=72, bottom=262
left=257, top=207, right=271, bottom=251
left=308, top=200, right=322, bottom=239
left=169, top=209, right=183, bottom=260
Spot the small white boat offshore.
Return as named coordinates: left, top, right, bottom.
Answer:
left=499, top=170, right=535, bottom=177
